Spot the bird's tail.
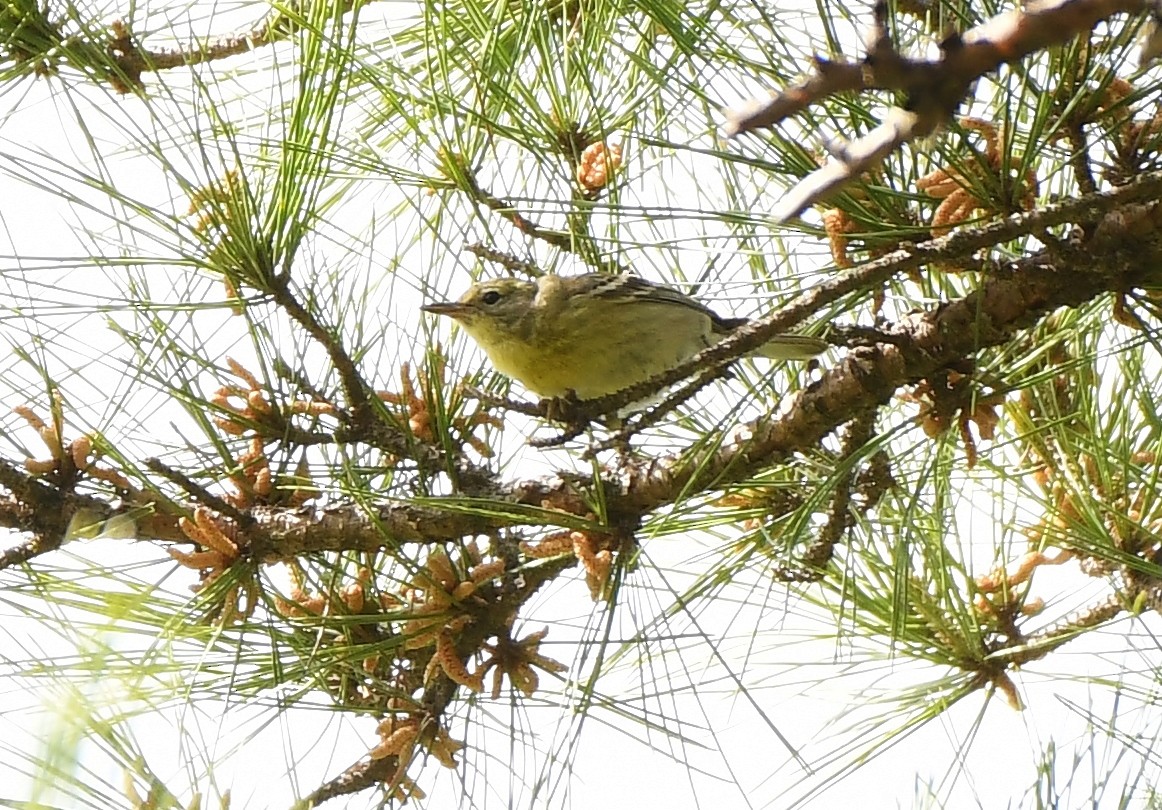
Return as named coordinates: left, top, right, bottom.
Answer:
left=751, top=333, right=829, bottom=360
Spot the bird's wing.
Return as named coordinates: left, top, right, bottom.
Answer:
left=572, top=273, right=720, bottom=319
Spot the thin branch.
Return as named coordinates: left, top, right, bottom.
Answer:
left=726, top=0, right=1152, bottom=220
left=774, top=409, right=878, bottom=580
left=571, top=169, right=1162, bottom=422
left=458, top=169, right=577, bottom=252
left=108, top=2, right=359, bottom=91
left=463, top=243, right=543, bottom=278
left=144, top=458, right=254, bottom=529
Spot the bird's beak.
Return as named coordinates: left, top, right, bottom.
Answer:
left=421, top=301, right=471, bottom=319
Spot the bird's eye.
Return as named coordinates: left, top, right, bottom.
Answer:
left=481, top=290, right=502, bottom=305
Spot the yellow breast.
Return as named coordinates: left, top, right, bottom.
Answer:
left=463, top=301, right=713, bottom=398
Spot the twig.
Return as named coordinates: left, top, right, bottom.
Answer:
left=145, top=458, right=254, bottom=529
left=463, top=243, right=543, bottom=278
left=458, top=171, right=576, bottom=252
left=774, top=409, right=878, bottom=580
left=105, top=2, right=363, bottom=91
left=583, top=365, right=731, bottom=456
left=726, top=0, right=1152, bottom=220
left=571, top=170, right=1162, bottom=421
left=616, top=194, right=1162, bottom=516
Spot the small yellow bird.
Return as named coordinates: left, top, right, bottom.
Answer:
left=422, top=273, right=827, bottom=400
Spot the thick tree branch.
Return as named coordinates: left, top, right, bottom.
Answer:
left=612, top=199, right=1162, bottom=517
left=9, top=182, right=1162, bottom=570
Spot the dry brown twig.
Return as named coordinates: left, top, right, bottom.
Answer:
left=726, top=0, right=1155, bottom=221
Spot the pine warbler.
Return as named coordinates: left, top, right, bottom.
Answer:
left=421, top=273, right=826, bottom=399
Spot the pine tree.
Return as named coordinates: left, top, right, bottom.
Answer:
left=2, top=0, right=1162, bottom=806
